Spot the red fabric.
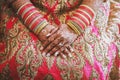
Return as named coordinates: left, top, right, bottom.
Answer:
left=0, top=61, right=8, bottom=72
left=6, top=17, right=18, bottom=30
left=9, top=55, right=20, bottom=80
left=34, top=58, right=49, bottom=80
left=43, top=0, right=60, bottom=25
left=0, top=42, right=6, bottom=53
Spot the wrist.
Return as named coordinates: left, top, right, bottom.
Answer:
left=12, top=0, right=48, bottom=35
left=67, top=4, right=95, bottom=35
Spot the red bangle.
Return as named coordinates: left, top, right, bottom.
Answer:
left=30, top=17, right=44, bottom=30
left=75, top=9, right=91, bottom=21
left=79, top=5, right=95, bottom=18
left=26, top=13, right=40, bottom=26
left=73, top=13, right=89, bottom=26
left=23, top=8, right=37, bottom=20
left=71, top=17, right=85, bottom=30
left=17, top=3, right=33, bottom=15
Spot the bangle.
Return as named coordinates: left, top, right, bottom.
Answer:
left=26, top=13, right=40, bottom=26
left=29, top=16, right=43, bottom=29
left=66, top=4, right=95, bottom=35
left=71, top=17, right=86, bottom=30
left=79, top=5, right=95, bottom=18
left=75, top=9, right=91, bottom=21
left=21, top=6, right=35, bottom=18
left=70, top=21, right=83, bottom=33
left=16, top=1, right=48, bottom=34
left=17, top=2, right=32, bottom=15
left=34, top=20, right=48, bottom=35
left=23, top=8, right=37, bottom=20
left=67, top=21, right=81, bottom=35
left=73, top=13, right=89, bottom=26
left=24, top=11, right=40, bottom=23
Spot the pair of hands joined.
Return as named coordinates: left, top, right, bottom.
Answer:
left=38, top=0, right=106, bottom=58
left=11, top=0, right=105, bottom=58
left=38, top=24, right=78, bottom=58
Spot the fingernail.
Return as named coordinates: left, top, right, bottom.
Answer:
left=54, top=51, right=59, bottom=56
left=70, top=48, right=74, bottom=52
left=46, top=33, right=51, bottom=37
left=68, top=53, right=72, bottom=57
left=46, top=53, right=50, bottom=57
left=40, top=46, right=43, bottom=50
left=62, top=54, right=66, bottom=59
left=42, top=52, right=46, bottom=57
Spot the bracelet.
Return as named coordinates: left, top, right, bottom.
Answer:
left=17, top=2, right=32, bottom=15
left=79, top=5, right=95, bottom=18
left=70, top=21, right=83, bottom=33
left=73, top=13, right=89, bottom=26
left=21, top=6, right=35, bottom=18
left=25, top=13, right=40, bottom=26
left=71, top=17, right=86, bottom=30
left=23, top=8, right=37, bottom=20
left=24, top=11, right=40, bottom=23
left=33, top=20, right=48, bottom=35
left=67, top=21, right=82, bottom=35
left=16, top=1, right=48, bottom=34
left=29, top=16, right=43, bottom=29
left=66, top=4, right=95, bottom=35
left=75, top=9, right=91, bottom=21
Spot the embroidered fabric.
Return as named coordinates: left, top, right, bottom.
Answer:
left=0, top=0, right=120, bottom=80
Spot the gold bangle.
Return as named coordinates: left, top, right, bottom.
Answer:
left=67, top=21, right=81, bottom=35
left=35, top=21, right=48, bottom=35
left=72, top=16, right=87, bottom=28
left=29, top=15, right=42, bottom=29
left=70, top=21, right=83, bottom=33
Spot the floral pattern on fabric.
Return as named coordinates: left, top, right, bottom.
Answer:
left=0, top=0, right=120, bottom=80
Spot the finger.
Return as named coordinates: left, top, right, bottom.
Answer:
left=41, top=27, right=59, bottom=44
left=54, top=51, right=60, bottom=57
left=42, top=37, right=63, bottom=56
left=48, top=39, right=67, bottom=56
left=66, top=45, right=74, bottom=53
left=46, top=27, right=59, bottom=38
left=42, top=33, right=60, bottom=49
left=63, top=47, right=72, bottom=58
left=59, top=50, right=67, bottom=59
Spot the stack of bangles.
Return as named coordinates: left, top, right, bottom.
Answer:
left=16, top=1, right=95, bottom=35
left=67, top=5, right=95, bottom=35
left=17, top=2, right=48, bottom=35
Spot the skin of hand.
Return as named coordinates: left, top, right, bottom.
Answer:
left=11, top=0, right=105, bottom=58
left=41, top=24, right=78, bottom=58
left=11, top=0, right=74, bottom=58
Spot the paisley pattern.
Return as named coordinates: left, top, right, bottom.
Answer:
left=0, top=0, right=120, bottom=80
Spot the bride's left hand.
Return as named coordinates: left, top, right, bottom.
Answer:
left=42, top=24, right=78, bottom=58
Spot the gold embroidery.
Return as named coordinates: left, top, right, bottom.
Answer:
left=56, top=52, right=84, bottom=80
left=43, top=74, right=54, bottom=80
left=0, top=64, right=13, bottom=80
left=16, top=43, right=43, bottom=79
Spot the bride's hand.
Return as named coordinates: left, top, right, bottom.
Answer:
left=41, top=24, right=78, bottom=58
